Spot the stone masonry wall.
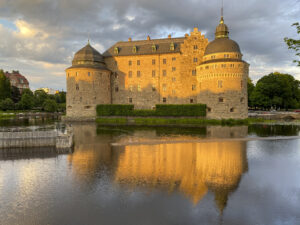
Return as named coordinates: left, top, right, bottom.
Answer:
left=66, top=67, right=111, bottom=118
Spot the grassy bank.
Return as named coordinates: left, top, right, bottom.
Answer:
left=96, top=117, right=273, bottom=126
left=0, top=112, right=16, bottom=119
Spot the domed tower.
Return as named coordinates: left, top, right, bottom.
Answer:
left=66, top=42, right=111, bottom=119
left=197, top=14, right=249, bottom=119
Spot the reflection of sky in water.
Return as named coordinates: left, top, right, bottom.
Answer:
left=0, top=124, right=300, bottom=225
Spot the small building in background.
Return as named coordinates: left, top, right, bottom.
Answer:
left=4, top=70, right=30, bottom=93
left=37, top=87, right=59, bottom=95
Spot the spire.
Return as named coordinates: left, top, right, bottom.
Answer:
left=221, top=0, right=224, bottom=22
left=221, top=0, right=224, bottom=23
left=215, top=0, right=229, bottom=39
left=88, top=32, right=90, bottom=45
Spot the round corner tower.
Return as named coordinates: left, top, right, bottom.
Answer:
left=197, top=16, right=249, bottom=119
left=66, top=42, right=111, bottom=118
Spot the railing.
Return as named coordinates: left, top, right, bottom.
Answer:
left=0, top=129, right=73, bottom=153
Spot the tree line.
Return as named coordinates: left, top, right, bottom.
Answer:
left=248, top=72, right=300, bottom=110
left=0, top=70, right=66, bottom=112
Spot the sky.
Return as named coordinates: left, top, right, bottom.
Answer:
left=0, top=0, right=299, bottom=91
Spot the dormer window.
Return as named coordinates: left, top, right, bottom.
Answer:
left=114, top=47, right=119, bottom=54
left=132, top=46, right=137, bottom=53
left=170, top=42, right=175, bottom=51
left=152, top=44, right=156, bottom=52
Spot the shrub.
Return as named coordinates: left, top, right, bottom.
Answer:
left=155, top=104, right=206, bottom=116
left=96, top=104, right=206, bottom=117
left=96, top=104, right=134, bottom=116
left=0, top=98, right=14, bottom=111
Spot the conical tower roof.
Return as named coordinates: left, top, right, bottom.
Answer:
left=71, top=42, right=106, bottom=68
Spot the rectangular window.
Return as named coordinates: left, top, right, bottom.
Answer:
left=172, top=67, right=176, bottom=72
left=221, top=64, right=226, bottom=68
left=193, top=45, right=198, bottom=50
left=190, top=99, right=194, bottom=103
left=76, top=84, right=79, bottom=90
left=152, top=70, right=156, bottom=77
left=205, top=66, right=209, bottom=69
left=211, top=55, right=216, bottom=59
left=218, top=80, right=223, bottom=88
left=163, top=59, right=167, bottom=64
left=192, top=85, right=196, bottom=91
left=115, top=86, right=119, bottom=92
left=88, top=72, right=91, bottom=76
left=129, top=85, right=133, bottom=92
left=163, top=70, right=167, bottom=76
left=163, top=84, right=167, bottom=92
left=230, top=64, right=234, bottom=68
left=163, top=97, right=167, bottom=103
left=129, top=71, right=132, bottom=78
left=152, top=84, right=156, bottom=91
left=129, top=60, right=132, bottom=66
left=129, top=98, right=133, bottom=103
left=224, top=54, right=229, bottom=58
left=137, top=60, right=140, bottom=65
left=152, top=59, right=156, bottom=65
left=219, top=97, right=224, bottom=103
left=137, top=71, right=141, bottom=77
left=192, top=70, right=196, bottom=76
left=76, top=72, right=78, bottom=76
left=172, top=57, right=176, bottom=61
left=193, top=58, right=198, bottom=63
left=138, top=85, right=141, bottom=92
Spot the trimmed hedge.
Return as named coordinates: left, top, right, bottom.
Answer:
left=155, top=104, right=206, bottom=117
left=96, top=104, right=134, bottom=116
left=97, top=104, right=206, bottom=117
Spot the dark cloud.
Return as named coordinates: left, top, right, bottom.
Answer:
left=0, top=0, right=299, bottom=89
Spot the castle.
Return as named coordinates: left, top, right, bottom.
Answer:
left=66, top=14, right=249, bottom=119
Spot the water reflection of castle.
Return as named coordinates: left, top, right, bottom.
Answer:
left=68, top=124, right=248, bottom=212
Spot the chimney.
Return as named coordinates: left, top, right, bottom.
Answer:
left=168, top=34, right=171, bottom=39
left=147, top=35, right=151, bottom=41
left=128, top=37, right=132, bottom=42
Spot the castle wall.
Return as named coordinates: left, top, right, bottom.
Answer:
left=105, top=29, right=208, bottom=109
left=66, top=67, right=111, bottom=118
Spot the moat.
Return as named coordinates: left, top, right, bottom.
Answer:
left=0, top=119, right=300, bottom=225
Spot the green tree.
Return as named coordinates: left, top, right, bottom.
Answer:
left=34, top=89, right=48, bottom=107
left=54, top=91, right=66, bottom=103
left=43, top=99, right=58, bottom=112
left=19, top=93, right=34, bottom=110
left=0, top=98, right=14, bottom=111
left=21, top=88, right=34, bottom=97
left=284, top=22, right=300, bottom=66
left=0, top=70, right=11, bottom=101
left=250, top=72, right=300, bottom=109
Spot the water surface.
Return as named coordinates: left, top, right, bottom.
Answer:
left=0, top=123, right=300, bottom=225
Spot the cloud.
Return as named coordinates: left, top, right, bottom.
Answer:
left=0, top=0, right=299, bottom=89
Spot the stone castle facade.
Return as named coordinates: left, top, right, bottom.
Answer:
left=66, top=15, right=249, bottom=119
